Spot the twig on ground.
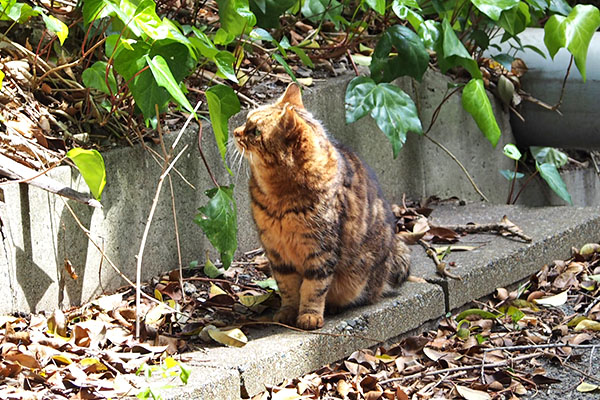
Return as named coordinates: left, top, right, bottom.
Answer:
left=418, top=239, right=462, bottom=280
left=379, top=353, right=541, bottom=385
left=442, top=218, right=532, bottom=242
left=561, top=359, right=600, bottom=384
left=584, top=295, right=600, bottom=316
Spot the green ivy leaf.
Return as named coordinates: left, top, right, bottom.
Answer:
left=530, top=146, right=568, bottom=167
left=544, top=14, right=566, bottom=58
left=392, top=1, right=423, bottom=29
left=195, top=185, right=238, bottom=270
left=498, top=1, right=530, bottom=37
left=250, top=0, right=295, bottom=28
left=213, top=50, right=238, bottom=82
left=525, top=0, right=549, bottom=13
left=215, top=0, right=256, bottom=37
left=145, top=54, right=195, bottom=114
left=345, top=77, right=422, bottom=158
left=437, top=19, right=481, bottom=79
left=549, top=0, right=571, bottom=16
left=418, top=19, right=441, bottom=50
left=345, top=76, right=377, bottom=124
left=3, top=2, right=37, bottom=23
left=537, top=162, right=572, bottom=204
left=301, top=0, right=342, bottom=28
left=503, top=143, right=522, bottom=160
left=366, top=0, right=386, bottom=15
left=39, top=13, right=69, bottom=45
left=206, top=85, right=240, bottom=162
left=204, top=255, right=224, bottom=278
left=66, top=148, right=106, bottom=201
left=370, top=25, right=429, bottom=83
left=82, top=61, right=117, bottom=95
left=499, top=169, right=525, bottom=180
left=290, top=46, right=314, bottom=68
left=471, top=0, right=519, bottom=21
left=461, top=79, right=500, bottom=147
left=272, top=53, right=298, bottom=83
left=544, top=5, right=600, bottom=81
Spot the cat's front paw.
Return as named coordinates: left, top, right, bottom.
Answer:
left=273, top=306, right=298, bottom=326
left=296, top=313, right=324, bottom=330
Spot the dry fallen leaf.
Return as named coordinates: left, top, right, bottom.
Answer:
left=534, top=290, right=568, bottom=307
left=456, top=385, right=491, bottom=400
left=206, top=326, right=248, bottom=347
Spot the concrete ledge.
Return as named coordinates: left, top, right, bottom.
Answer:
left=412, top=203, right=600, bottom=311
left=167, top=203, right=600, bottom=399
left=188, top=281, right=444, bottom=398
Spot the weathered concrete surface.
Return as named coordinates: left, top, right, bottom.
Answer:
left=180, top=281, right=444, bottom=398
left=411, top=203, right=600, bottom=311
left=160, top=203, right=600, bottom=399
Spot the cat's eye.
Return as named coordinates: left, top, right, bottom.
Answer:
left=246, top=126, right=261, bottom=137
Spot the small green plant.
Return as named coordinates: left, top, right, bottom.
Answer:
left=501, top=143, right=572, bottom=205
left=136, top=357, right=191, bottom=400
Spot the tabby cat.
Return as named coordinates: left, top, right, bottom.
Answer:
left=233, top=83, right=410, bottom=330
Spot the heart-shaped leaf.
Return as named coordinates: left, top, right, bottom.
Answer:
left=461, top=79, right=500, bottom=147
left=471, top=0, right=519, bottom=21
left=536, top=162, right=572, bottom=204
left=370, top=25, right=429, bottom=83
left=195, top=185, right=238, bottom=269
left=206, top=85, right=241, bottom=162
left=66, top=148, right=106, bottom=201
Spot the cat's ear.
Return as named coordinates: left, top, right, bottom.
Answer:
left=278, top=83, right=304, bottom=108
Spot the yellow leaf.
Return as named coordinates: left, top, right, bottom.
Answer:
left=154, top=289, right=164, bottom=302
left=238, top=293, right=272, bottom=307
left=534, top=290, right=568, bottom=307
left=52, top=354, right=73, bottom=365
left=574, top=319, right=600, bottom=332
left=271, top=388, right=302, bottom=400
left=207, top=326, right=248, bottom=347
left=456, top=385, right=491, bottom=400
left=210, top=283, right=227, bottom=296
left=577, top=382, right=599, bottom=392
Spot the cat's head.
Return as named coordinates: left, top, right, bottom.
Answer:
left=233, top=83, right=323, bottom=168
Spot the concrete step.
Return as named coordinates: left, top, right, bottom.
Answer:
left=162, top=203, right=600, bottom=400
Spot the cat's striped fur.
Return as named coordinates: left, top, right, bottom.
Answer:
left=233, top=84, right=410, bottom=330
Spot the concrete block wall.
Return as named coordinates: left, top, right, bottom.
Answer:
left=0, top=70, right=594, bottom=313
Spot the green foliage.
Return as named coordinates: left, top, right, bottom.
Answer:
left=194, top=185, right=238, bottom=270
left=370, top=25, right=429, bottom=83
left=461, top=79, right=500, bottom=147
left=136, top=357, right=190, bottom=399
left=345, top=76, right=422, bottom=157
left=66, top=148, right=106, bottom=201
left=503, top=144, right=522, bottom=161
left=544, top=5, right=600, bottom=81
left=206, top=85, right=241, bottom=163
left=0, top=1, right=69, bottom=42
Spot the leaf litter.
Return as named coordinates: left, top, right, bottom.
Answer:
left=1, top=201, right=595, bottom=399
left=255, top=241, right=600, bottom=400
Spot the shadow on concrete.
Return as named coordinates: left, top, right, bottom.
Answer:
left=15, top=184, right=53, bottom=312
left=56, top=199, right=93, bottom=308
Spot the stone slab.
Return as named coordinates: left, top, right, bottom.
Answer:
left=410, top=203, right=600, bottom=311
left=181, top=281, right=444, bottom=398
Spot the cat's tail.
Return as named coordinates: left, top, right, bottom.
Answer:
left=387, top=234, right=411, bottom=287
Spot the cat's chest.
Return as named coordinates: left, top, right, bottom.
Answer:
left=252, top=203, right=319, bottom=266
